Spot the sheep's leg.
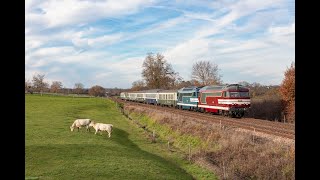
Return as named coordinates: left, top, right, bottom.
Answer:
left=108, top=132, right=111, bottom=138
left=77, top=127, right=79, bottom=132
left=95, top=129, right=98, bottom=135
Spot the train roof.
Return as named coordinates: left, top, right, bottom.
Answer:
left=158, top=89, right=178, bottom=93
left=200, top=85, right=224, bottom=91
left=126, top=89, right=162, bottom=93
left=143, top=89, right=162, bottom=93
left=200, top=84, right=249, bottom=92
left=177, top=86, right=202, bottom=93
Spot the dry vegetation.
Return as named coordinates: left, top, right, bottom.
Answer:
left=124, top=105, right=295, bottom=180
left=245, top=98, right=282, bottom=121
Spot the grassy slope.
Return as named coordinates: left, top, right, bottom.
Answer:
left=26, top=95, right=214, bottom=179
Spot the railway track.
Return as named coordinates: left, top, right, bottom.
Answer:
left=111, top=97, right=295, bottom=140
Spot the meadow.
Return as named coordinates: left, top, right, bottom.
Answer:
left=25, top=94, right=216, bottom=179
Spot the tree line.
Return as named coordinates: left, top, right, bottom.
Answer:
left=25, top=74, right=123, bottom=97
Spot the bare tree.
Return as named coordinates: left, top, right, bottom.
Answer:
left=74, top=83, right=84, bottom=95
left=89, top=85, right=106, bottom=97
left=238, top=81, right=250, bottom=87
left=50, top=81, right=63, bottom=93
left=25, top=79, right=33, bottom=94
left=142, top=53, right=180, bottom=89
left=131, top=80, right=146, bottom=91
left=191, top=61, right=222, bottom=86
left=174, top=80, right=193, bottom=89
left=32, top=74, right=49, bottom=95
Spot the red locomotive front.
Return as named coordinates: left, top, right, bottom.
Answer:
left=198, top=84, right=250, bottom=118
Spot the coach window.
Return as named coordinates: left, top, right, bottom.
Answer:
left=201, top=94, right=206, bottom=104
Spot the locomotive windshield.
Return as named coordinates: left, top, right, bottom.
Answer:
left=225, top=91, right=249, bottom=97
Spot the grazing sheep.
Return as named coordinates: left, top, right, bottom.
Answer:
left=89, top=121, right=113, bottom=138
left=70, top=119, right=91, bottom=132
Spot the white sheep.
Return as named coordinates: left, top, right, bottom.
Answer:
left=89, top=121, right=113, bottom=138
left=70, top=119, right=91, bottom=132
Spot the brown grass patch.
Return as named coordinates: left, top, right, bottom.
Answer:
left=123, top=105, right=295, bottom=180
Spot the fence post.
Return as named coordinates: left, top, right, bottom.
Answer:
left=188, top=143, right=191, bottom=162
left=252, top=128, right=255, bottom=144
left=222, top=161, right=226, bottom=179
left=152, top=130, right=156, bottom=143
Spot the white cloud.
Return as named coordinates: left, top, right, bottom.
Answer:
left=195, top=0, right=286, bottom=38
left=216, top=40, right=269, bottom=55
left=26, top=0, right=154, bottom=29
left=164, top=38, right=210, bottom=66
left=269, top=22, right=295, bottom=36
left=71, top=33, right=124, bottom=49
left=164, top=23, right=294, bottom=83
left=88, top=34, right=123, bottom=47
left=95, top=72, right=112, bottom=79
left=25, top=0, right=294, bottom=88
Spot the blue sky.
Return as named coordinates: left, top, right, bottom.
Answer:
left=25, top=0, right=295, bottom=89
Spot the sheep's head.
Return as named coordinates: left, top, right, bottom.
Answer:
left=89, top=121, right=95, bottom=127
left=70, top=126, right=74, bottom=131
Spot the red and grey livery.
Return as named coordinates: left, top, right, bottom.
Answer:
left=197, top=84, right=250, bottom=117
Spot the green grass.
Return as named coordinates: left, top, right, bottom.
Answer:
left=26, top=94, right=216, bottom=179
left=127, top=113, right=218, bottom=180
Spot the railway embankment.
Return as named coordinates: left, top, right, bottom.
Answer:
left=120, top=104, right=295, bottom=179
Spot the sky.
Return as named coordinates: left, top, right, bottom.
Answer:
left=25, top=0, right=295, bottom=89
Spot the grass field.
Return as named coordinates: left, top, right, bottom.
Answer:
left=26, top=94, right=216, bottom=179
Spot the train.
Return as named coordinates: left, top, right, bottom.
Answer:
left=120, top=84, right=250, bottom=118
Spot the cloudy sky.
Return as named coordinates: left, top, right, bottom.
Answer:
left=25, top=0, right=295, bottom=89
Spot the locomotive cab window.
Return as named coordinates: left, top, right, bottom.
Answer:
left=230, top=92, right=240, bottom=97
left=225, top=91, right=249, bottom=97
left=182, top=93, right=193, bottom=97
left=240, top=92, right=249, bottom=97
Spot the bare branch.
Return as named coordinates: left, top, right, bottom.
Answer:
left=191, top=60, right=222, bottom=85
